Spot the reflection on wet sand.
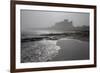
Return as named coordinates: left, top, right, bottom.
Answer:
left=52, top=38, right=89, bottom=61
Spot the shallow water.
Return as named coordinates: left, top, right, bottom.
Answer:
left=21, top=39, right=60, bottom=63
left=21, top=37, right=89, bottom=63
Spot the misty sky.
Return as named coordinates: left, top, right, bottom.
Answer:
left=21, top=10, right=89, bottom=31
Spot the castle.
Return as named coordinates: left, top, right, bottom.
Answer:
left=50, top=19, right=74, bottom=31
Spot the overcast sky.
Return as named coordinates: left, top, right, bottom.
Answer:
left=21, top=10, right=89, bottom=31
